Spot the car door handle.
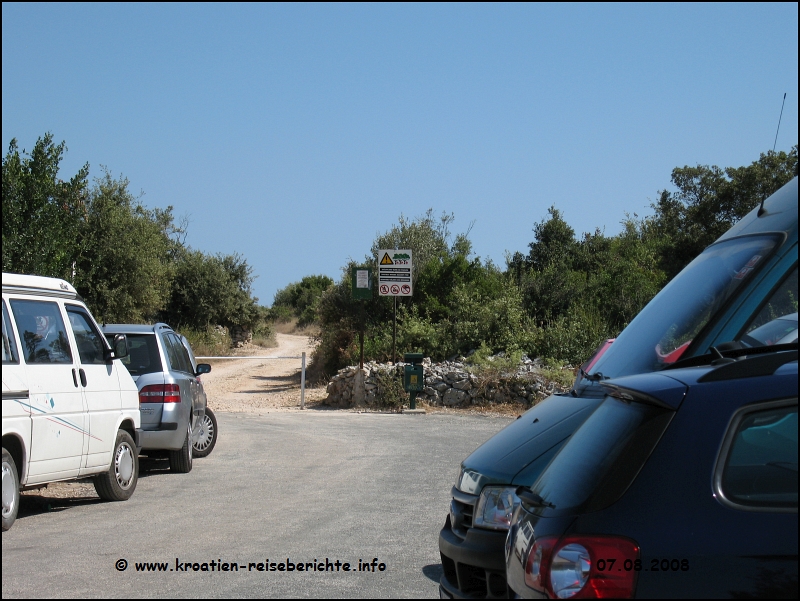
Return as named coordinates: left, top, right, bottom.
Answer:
left=72, top=369, right=79, bottom=388
left=79, top=368, right=87, bottom=387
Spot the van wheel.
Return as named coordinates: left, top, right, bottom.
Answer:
left=94, top=430, right=138, bottom=501
left=169, top=422, right=193, bottom=473
left=2, top=448, right=20, bottom=531
left=192, top=408, right=217, bottom=458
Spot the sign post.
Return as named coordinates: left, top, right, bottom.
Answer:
left=377, top=250, right=413, bottom=363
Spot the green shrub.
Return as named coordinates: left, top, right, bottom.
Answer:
left=251, top=321, right=276, bottom=347
left=373, top=365, right=408, bottom=411
left=179, top=326, right=232, bottom=357
left=526, top=305, right=612, bottom=366
left=267, top=305, right=293, bottom=323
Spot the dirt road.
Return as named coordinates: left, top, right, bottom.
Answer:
left=201, top=333, right=326, bottom=413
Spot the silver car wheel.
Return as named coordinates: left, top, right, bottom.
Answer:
left=194, top=413, right=215, bottom=453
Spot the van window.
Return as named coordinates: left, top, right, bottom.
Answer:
left=2, top=301, right=19, bottom=364
left=740, top=266, right=798, bottom=347
left=10, top=299, right=73, bottom=364
left=66, top=306, right=107, bottom=365
left=721, top=403, right=798, bottom=509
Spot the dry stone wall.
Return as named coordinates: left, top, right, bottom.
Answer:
left=323, top=356, right=572, bottom=409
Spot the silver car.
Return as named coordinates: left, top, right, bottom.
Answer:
left=103, top=323, right=210, bottom=473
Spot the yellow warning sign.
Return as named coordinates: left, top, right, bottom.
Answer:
left=380, top=253, right=394, bottom=265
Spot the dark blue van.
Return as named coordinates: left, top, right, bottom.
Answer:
left=439, top=178, right=798, bottom=599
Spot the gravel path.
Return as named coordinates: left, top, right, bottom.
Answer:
left=202, top=333, right=327, bottom=413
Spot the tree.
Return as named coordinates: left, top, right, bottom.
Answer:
left=272, top=274, right=334, bottom=326
left=516, top=206, right=582, bottom=322
left=312, top=210, right=527, bottom=373
left=74, top=170, right=177, bottom=323
left=526, top=206, right=577, bottom=272
left=2, top=133, right=89, bottom=278
left=370, top=209, right=463, bottom=284
left=162, top=250, right=259, bottom=330
left=651, top=146, right=798, bottom=279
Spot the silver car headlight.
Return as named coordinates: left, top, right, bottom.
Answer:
left=474, top=486, right=520, bottom=531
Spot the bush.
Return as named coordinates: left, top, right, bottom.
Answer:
left=162, top=250, right=259, bottom=330
left=272, top=275, right=334, bottom=327
left=526, top=305, right=612, bottom=366
left=179, top=326, right=232, bottom=357
left=251, top=322, right=276, bottom=347
left=373, top=365, right=408, bottom=411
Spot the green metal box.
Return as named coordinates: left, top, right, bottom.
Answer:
left=403, top=364, right=424, bottom=392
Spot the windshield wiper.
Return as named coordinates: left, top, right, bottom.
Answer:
left=516, top=486, right=556, bottom=509
left=698, top=348, right=797, bottom=382
left=580, top=369, right=607, bottom=382
left=665, top=342, right=798, bottom=371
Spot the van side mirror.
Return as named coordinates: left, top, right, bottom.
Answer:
left=105, top=333, right=129, bottom=361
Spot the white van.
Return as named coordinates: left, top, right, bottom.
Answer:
left=2, top=273, right=142, bottom=531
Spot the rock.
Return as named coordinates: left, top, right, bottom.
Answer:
left=453, top=378, right=471, bottom=391
left=443, top=388, right=467, bottom=406
left=352, top=368, right=367, bottom=407
left=423, top=386, right=439, bottom=398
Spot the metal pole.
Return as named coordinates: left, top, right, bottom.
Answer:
left=300, top=352, right=306, bottom=410
left=393, top=295, right=397, bottom=364
left=359, top=302, right=365, bottom=369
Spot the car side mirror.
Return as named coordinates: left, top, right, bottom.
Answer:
left=195, top=363, right=211, bottom=376
left=105, top=333, right=129, bottom=361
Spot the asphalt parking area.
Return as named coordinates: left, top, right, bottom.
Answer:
left=2, top=410, right=513, bottom=598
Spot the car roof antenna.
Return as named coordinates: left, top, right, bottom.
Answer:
left=762, top=92, right=788, bottom=218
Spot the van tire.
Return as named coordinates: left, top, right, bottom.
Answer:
left=2, top=448, right=20, bottom=531
left=94, top=430, right=138, bottom=501
left=192, top=408, right=217, bottom=458
left=169, top=422, right=193, bottom=473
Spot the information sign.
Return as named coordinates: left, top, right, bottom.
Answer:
left=377, top=249, right=413, bottom=296
left=351, top=267, right=373, bottom=300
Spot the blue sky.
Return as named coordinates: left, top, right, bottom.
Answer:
left=3, top=3, right=798, bottom=305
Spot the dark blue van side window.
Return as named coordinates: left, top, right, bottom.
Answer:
left=721, top=403, right=798, bottom=509
left=740, top=265, right=798, bottom=347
